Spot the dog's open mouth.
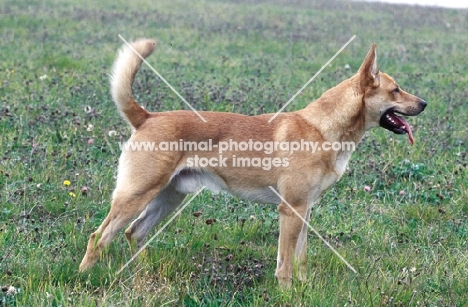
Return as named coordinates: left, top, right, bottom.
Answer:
left=380, top=109, right=414, bottom=145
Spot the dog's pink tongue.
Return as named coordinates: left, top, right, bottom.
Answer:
left=401, top=119, right=414, bottom=145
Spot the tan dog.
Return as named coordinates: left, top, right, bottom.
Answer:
left=79, top=39, right=426, bottom=286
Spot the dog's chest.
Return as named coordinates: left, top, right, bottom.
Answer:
left=334, top=150, right=353, bottom=178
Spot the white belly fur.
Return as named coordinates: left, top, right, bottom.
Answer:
left=171, top=168, right=281, bottom=204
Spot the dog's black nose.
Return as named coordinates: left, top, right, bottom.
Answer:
left=420, top=99, right=427, bottom=109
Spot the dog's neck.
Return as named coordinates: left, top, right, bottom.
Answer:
left=298, top=75, right=367, bottom=145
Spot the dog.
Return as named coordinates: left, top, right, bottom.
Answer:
left=79, top=39, right=426, bottom=287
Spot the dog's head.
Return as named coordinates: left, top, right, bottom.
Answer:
left=358, top=44, right=427, bottom=144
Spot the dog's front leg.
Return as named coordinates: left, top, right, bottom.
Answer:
left=275, top=201, right=309, bottom=287
left=295, top=205, right=312, bottom=281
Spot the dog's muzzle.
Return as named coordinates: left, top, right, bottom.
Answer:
left=379, top=99, right=427, bottom=145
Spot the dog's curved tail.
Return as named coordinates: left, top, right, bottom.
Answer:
left=110, top=39, right=157, bottom=129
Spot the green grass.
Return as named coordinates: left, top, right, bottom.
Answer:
left=1, top=0, right=467, bottom=305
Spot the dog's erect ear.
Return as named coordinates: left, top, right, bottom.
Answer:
left=358, top=44, right=380, bottom=90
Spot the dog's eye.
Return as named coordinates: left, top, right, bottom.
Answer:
left=393, top=87, right=400, bottom=93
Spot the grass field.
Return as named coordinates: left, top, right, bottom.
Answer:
left=1, top=0, right=467, bottom=306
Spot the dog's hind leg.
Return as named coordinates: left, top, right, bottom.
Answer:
left=125, top=182, right=186, bottom=253
left=79, top=187, right=163, bottom=271
left=79, top=153, right=175, bottom=272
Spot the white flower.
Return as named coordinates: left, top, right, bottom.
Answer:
left=86, top=124, right=94, bottom=132
left=7, top=286, right=16, bottom=295
left=108, top=130, right=117, bottom=137
left=39, top=74, right=48, bottom=81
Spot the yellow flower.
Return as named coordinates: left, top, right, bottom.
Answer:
left=69, top=192, right=76, bottom=198
left=63, top=180, right=71, bottom=186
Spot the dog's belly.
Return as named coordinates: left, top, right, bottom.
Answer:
left=171, top=168, right=280, bottom=204
left=230, top=187, right=281, bottom=204
left=172, top=168, right=227, bottom=194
